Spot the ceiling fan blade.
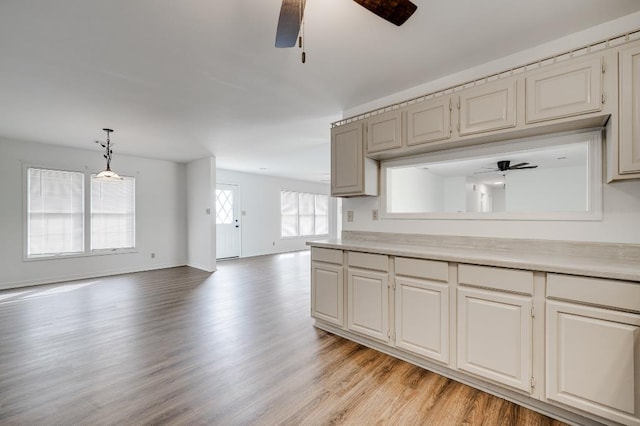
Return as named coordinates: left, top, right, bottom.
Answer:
left=512, top=165, right=538, bottom=169
left=353, top=0, right=418, bottom=26
left=508, top=162, right=529, bottom=169
left=275, top=0, right=305, bottom=48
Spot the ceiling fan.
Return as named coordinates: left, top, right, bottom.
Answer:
left=476, top=160, right=539, bottom=174
left=275, top=0, right=418, bottom=60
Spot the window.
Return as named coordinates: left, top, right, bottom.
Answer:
left=281, top=191, right=329, bottom=238
left=27, top=168, right=85, bottom=257
left=26, top=167, right=136, bottom=259
left=382, top=130, right=602, bottom=220
left=91, top=176, right=135, bottom=250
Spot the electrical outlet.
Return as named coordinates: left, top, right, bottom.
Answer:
left=347, top=211, right=354, bottom=222
left=151, top=253, right=156, bottom=259
left=372, top=209, right=378, bottom=220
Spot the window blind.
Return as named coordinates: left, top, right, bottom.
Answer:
left=91, top=176, right=135, bottom=250
left=27, top=168, right=85, bottom=256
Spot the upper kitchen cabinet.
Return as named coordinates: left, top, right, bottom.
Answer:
left=619, top=42, right=640, bottom=175
left=458, top=79, right=517, bottom=136
left=525, top=55, right=603, bottom=124
left=367, top=109, right=402, bottom=154
left=331, top=122, right=378, bottom=197
left=406, top=95, right=452, bottom=147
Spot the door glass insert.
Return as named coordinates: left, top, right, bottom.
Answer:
left=216, top=189, right=233, bottom=224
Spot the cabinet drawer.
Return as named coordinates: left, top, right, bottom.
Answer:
left=458, top=264, right=533, bottom=295
left=348, top=252, right=388, bottom=272
left=311, top=247, right=343, bottom=265
left=395, top=257, right=448, bottom=282
left=547, top=273, right=640, bottom=313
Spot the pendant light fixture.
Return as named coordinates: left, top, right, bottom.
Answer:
left=94, top=128, right=123, bottom=181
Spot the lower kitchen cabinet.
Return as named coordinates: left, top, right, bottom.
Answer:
left=546, top=300, right=640, bottom=425
left=310, top=248, right=345, bottom=327
left=309, top=244, right=640, bottom=425
left=457, top=286, right=533, bottom=393
left=347, top=268, right=389, bottom=343
left=311, top=261, right=344, bottom=327
left=395, top=276, right=449, bottom=364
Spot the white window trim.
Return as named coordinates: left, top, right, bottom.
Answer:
left=23, top=163, right=138, bottom=261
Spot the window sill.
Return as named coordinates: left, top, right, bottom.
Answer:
left=25, top=248, right=138, bottom=262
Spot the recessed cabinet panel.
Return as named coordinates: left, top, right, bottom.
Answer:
left=406, top=97, right=451, bottom=146
left=620, top=43, right=640, bottom=174
left=367, top=110, right=402, bottom=153
left=458, top=287, right=532, bottom=392
left=395, top=277, right=449, bottom=363
left=547, top=301, right=640, bottom=425
left=526, top=56, right=602, bottom=124
left=311, top=262, right=344, bottom=327
left=331, top=122, right=363, bottom=195
left=459, top=80, right=516, bottom=136
left=347, top=269, right=389, bottom=343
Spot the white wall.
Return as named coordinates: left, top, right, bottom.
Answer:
left=187, top=157, right=216, bottom=272
left=388, top=167, right=442, bottom=213
left=0, top=137, right=188, bottom=290
left=216, top=169, right=333, bottom=257
left=341, top=13, right=640, bottom=244
left=506, top=166, right=587, bottom=212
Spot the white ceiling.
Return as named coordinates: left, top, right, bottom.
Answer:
left=1, top=1, right=639, bottom=182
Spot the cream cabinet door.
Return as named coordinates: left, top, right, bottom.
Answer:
left=525, top=56, right=602, bottom=124
left=406, top=96, right=452, bottom=146
left=331, top=122, right=363, bottom=196
left=347, top=268, right=389, bottom=343
left=457, top=286, right=532, bottom=392
left=620, top=43, right=640, bottom=174
left=311, top=262, right=344, bottom=327
left=395, top=276, right=449, bottom=364
left=547, top=300, right=640, bottom=425
left=367, top=110, right=402, bottom=154
left=458, top=79, right=516, bottom=136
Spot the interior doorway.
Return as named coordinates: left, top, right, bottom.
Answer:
left=216, top=183, right=240, bottom=259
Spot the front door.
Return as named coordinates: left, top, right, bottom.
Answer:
left=216, top=183, right=240, bottom=259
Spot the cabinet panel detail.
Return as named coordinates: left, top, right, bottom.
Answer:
left=406, top=97, right=451, bottom=146
left=459, top=80, right=516, bottom=136
left=367, top=110, right=402, bottom=153
left=546, top=301, right=640, bottom=425
left=347, top=269, right=389, bottom=342
left=395, top=277, right=449, bottom=363
left=620, top=43, right=640, bottom=174
left=525, top=56, right=602, bottom=123
left=311, top=262, right=344, bottom=326
left=458, top=287, right=532, bottom=392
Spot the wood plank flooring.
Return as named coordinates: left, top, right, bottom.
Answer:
left=0, top=251, right=566, bottom=425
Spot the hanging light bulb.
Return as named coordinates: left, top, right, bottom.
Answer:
left=94, top=128, right=123, bottom=181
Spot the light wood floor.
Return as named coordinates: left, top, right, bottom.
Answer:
left=0, top=251, right=566, bottom=425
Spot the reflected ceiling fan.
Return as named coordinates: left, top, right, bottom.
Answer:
left=275, top=0, right=418, bottom=62
left=476, top=160, right=539, bottom=174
